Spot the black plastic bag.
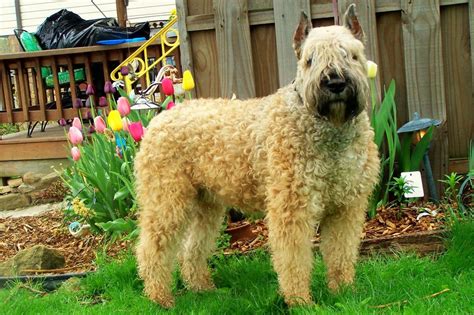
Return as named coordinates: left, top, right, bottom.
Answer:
left=36, top=9, right=150, bottom=49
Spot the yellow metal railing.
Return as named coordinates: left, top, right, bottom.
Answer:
left=110, top=15, right=180, bottom=91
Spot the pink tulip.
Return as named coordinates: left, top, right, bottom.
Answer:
left=68, top=126, right=83, bottom=145
left=117, top=97, right=131, bottom=116
left=72, top=117, right=82, bottom=130
left=166, top=101, right=176, bottom=110
left=128, top=121, right=144, bottom=142
left=94, top=116, right=106, bottom=133
left=161, top=78, right=174, bottom=96
left=122, top=117, right=130, bottom=132
left=71, top=146, right=81, bottom=161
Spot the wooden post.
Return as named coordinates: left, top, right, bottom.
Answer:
left=469, top=0, right=474, bottom=140
left=401, top=0, right=448, bottom=195
left=176, top=0, right=196, bottom=98
left=273, top=0, right=311, bottom=87
left=213, top=0, right=256, bottom=99
left=116, top=0, right=127, bottom=27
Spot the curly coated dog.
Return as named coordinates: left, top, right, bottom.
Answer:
left=135, top=4, right=380, bottom=308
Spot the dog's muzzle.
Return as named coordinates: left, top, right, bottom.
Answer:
left=316, top=73, right=361, bottom=125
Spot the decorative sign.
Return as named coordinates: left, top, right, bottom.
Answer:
left=401, top=171, right=424, bottom=198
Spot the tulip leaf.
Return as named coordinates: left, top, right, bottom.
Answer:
left=410, top=125, right=434, bottom=171
left=114, top=186, right=130, bottom=201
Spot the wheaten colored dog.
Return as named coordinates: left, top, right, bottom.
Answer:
left=135, top=4, right=379, bottom=308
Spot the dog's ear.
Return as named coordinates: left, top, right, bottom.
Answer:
left=343, top=4, right=365, bottom=42
left=293, top=11, right=312, bottom=59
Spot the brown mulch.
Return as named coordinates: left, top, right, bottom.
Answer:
left=226, top=203, right=446, bottom=254
left=0, top=203, right=449, bottom=272
left=0, top=210, right=129, bottom=275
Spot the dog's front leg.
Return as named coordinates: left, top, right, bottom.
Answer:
left=319, top=199, right=367, bottom=292
left=266, top=200, right=316, bottom=306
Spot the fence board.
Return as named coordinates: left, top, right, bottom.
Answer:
left=214, top=0, right=256, bottom=99
left=401, top=0, right=448, bottom=191
left=251, top=24, right=279, bottom=97
left=273, top=0, right=311, bottom=86
left=441, top=4, right=473, bottom=158
left=176, top=0, right=196, bottom=98
left=0, top=62, right=13, bottom=123
left=469, top=0, right=474, bottom=143
left=34, top=58, right=46, bottom=121
left=190, top=31, right=220, bottom=98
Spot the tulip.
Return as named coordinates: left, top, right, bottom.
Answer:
left=73, top=98, right=83, bottom=109
left=161, top=78, right=174, bottom=96
left=367, top=60, right=378, bottom=78
left=71, top=146, right=81, bottom=161
left=182, top=70, right=195, bottom=91
left=85, top=97, right=91, bottom=108
left=68, top=126, right=83, bottom=145
left=120, top=66, right=129, bottom=76
left=99, top=96, right=108, bottom=107
left=170, top=8, right=177, bottom=16
left=72, top=117, right=82, bottom=130
left=86, top=84, right=95, bottom=96
left=122, top=117, right=130, bottom=132
left=85, top=110, right=92, bottom=120
left=58, top=118, right=67, bottom=127
left=104, top=81, right=114, bottom=94
left=117, top=97, right=131, bottom=116
left=166, top=101, right=176, bottom=110
left=128, top=121, right=144, bottom=142
left=94, top=116, right=106, bottom=133
left=88, top=125, right=95, bottom=134
left=107, top=110, right=123, bottom=131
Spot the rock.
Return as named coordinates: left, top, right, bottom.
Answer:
left=0, top=193, right=31, bottom=211
left=23, top=172, right=43, bottom=185
left=0, top=245, right=65, bottom=276
left=0, top=186, right=12, bottom=194
left=7, top=178, right=23, bottom=188
left=40, top=172, right=61, bottom=186
left=18, top=183, right=36, bottom=194
left=58, top=277, right=82, bottom=293
left=0, top=223, right=5, bottom=232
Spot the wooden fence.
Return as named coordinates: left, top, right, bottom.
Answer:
left=176, top=0, right=474, bottom=186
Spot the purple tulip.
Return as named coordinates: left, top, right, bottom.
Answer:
left=85, top=110, right=92, bottom=120
left=85, top=98, right=91, bottom=108
left=120, top=66, right=129, bottom=76
left=88, top=125, right=95, bottom=134
left=58, top=118, right=67, bottom=126
left=73, top=99, right=83, bottom=109
left=104, top=81, right=113, bottom=94
left=86, top=84, right=95, bottom=96
left=99, top=96, right=108, bottom=107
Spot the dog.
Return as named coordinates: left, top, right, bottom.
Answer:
left=134, top=4, right=379, bottom=307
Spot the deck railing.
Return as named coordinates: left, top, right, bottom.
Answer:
left=0, top=41, right=181, bottom=127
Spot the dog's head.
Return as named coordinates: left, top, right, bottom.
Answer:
left=293, top=4, right=369, bottom=126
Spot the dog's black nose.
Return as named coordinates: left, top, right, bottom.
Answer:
left=325, top=77, right=347, bottom=94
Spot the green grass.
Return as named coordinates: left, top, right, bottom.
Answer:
left=1, top=221, right=473, bottom=314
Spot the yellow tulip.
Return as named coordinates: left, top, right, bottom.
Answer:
left=107, top=110, right=123, bottom=131
left=182, top=70, right=195, bottom=91
left=170, top=8, right=177, bottom=16
left=366, top=60, right=378, bottom=79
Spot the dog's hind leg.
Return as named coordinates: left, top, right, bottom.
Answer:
left=319, top=200, right=367, bottom=292
left=178, top=192, right=225, bottom=291
left=136, top=173, right=195, bottom=308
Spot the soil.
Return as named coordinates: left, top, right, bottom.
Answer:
left=0, top=211, right=129, bottom=275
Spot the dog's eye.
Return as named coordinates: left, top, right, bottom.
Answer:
left=306, top=58, right=312, bottom=67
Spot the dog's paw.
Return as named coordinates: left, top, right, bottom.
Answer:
left=284, top=294, right=314, bottom=307
left=146, top=288, right=175, bottom=309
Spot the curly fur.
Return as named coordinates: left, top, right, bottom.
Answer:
left=135, top=7, right=379, bottom=308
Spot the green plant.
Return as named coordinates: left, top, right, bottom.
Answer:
left=397, top=125, right=435, bottom=172
left=458, top=140, right=474, bottom=215
left=389, top=176, right=414, bottom=218
left=368, top=79, right=399, bottom=218
left=439, top=172, right=463, bottom=205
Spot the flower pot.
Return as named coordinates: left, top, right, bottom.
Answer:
left=225, top=222, right=256, bottom=244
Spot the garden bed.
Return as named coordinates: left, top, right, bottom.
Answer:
left=0, top=203, right=448, bottom=276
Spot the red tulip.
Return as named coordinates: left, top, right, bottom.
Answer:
left=71, top=146, right=81, bottom=161
left=94, top=116, right=106, bottom=133
left=161, top=78, right=174, bottom=96
left=166, top=101, right=176, bottom=110
left=128, top=121, right=144, bottom=142
left=68, top=126, right=83, bottom=145
left=117, top=97, right=131, bottom=116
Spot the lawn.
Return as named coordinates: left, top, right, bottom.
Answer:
left=1, top=221, right=473, bottom=315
